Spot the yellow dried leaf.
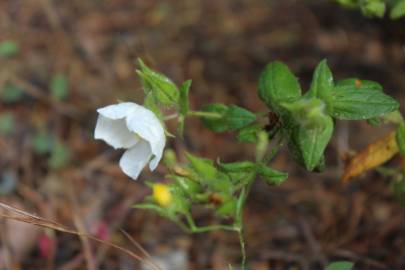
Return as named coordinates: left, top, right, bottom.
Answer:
left=342, top=131, right=398, bottom=183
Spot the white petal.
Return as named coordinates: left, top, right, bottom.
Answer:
left=119, top=140, right=152, bottom=180
left=97, top=102, right=139, bottom=120
left=94, top=115, right=139, bottom=149
left=125, top=107, right=166, bottom=171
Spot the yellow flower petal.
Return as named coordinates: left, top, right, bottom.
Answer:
left=153, top=184, right=172, bottom=207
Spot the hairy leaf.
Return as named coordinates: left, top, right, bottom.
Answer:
left=258, top=61, right=301, bottom=114
left=306, top=59, right=333, bottom=110
left=331, top=87, right=398, bottom=120
left=202, top=104, right=256, bottom=132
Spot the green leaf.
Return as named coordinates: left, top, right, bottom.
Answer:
left=1, top=84, right=24, bottom=103
left=134, top=203, right=176, bottom=219
left=336, top=0, right=357, bottom=8
left=288, top=116, right=334, bottom=171
left=201, top=103, right=228, bottom=132
left=390, top=0, right=405, bottom=19
left=396, top=122, right=405, bottom=157
left=202, top=104, right=256, bottom=132
left=186, top=152, right=218, bottom=179
left=186, top=153, right=233, bottom=191
left=0, top=40, right=19, bottom=58
left=257, top=165, right=288, bottom=185
left=0, top=113, right=14, bottom=135
left=236, top=124, right=264, bottom=143
left=218, top=161, right=257, bottom=173
left=137, top=59, right=179, bottom=106
left=306, top=59, right=333, bottom=111
left=258, top=61, right=301, bottom=114
left=219, top=105, right=257, bottom=131
left=360, top=0, right=386, bottom=17
left=367, top=117, right=381, bottom=127
left=48, top=141, right=70, bottom=170
left=336, top=78, right=382, bottom=91
left=324, top=261, right=354, bottom=270
left=50, top=73, right=68, bottom=101
left=331, top=86, right=399, bottom=120
left=170, top=186, right=190, bottom=214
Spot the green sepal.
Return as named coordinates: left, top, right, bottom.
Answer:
left=137, top=58, right=179, bottom=106
left=287, top=115, right=334, bottom=171
left=186, top=153, right=232, bottom=192
left=144, top=92, right=163, bottom=120
left=186, top=152, right=218, bottom=179
left=169, top=186, right=190, bottom=215
left=169, top=174, right=201, bottom=199
left=282, top=97, right=329, bottom=129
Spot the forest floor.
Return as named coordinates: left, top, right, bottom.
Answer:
left=0, top=0, right=405, bottom=269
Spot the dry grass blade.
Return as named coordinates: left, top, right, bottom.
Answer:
left=120, top=229, right=153, bottom=261
left=0, top=202, right=162, bottom=270
left=342, top=131, right=398, bottom=183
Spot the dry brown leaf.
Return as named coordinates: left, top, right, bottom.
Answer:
left=342, top=130, right=398, bottom=183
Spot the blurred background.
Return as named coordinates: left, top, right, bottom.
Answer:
left=0, top=0, right=405, bottom=269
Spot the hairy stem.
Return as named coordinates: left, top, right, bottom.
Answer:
left=187, top=110, right=222, bottom=119
left=237, top=227, right=246, bottom=270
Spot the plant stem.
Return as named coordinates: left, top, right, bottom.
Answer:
left=237, top=227, right=246, bottom=270
left=164, top=113, right=178, bottom=121
left=263, top=135, right=284, bottom=164
left=185, top=213, right=236, bottom=233
left=187, top=111, right=222, bottom=119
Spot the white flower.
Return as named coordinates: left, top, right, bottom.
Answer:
left=94, top=102, right=165, bottom=180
